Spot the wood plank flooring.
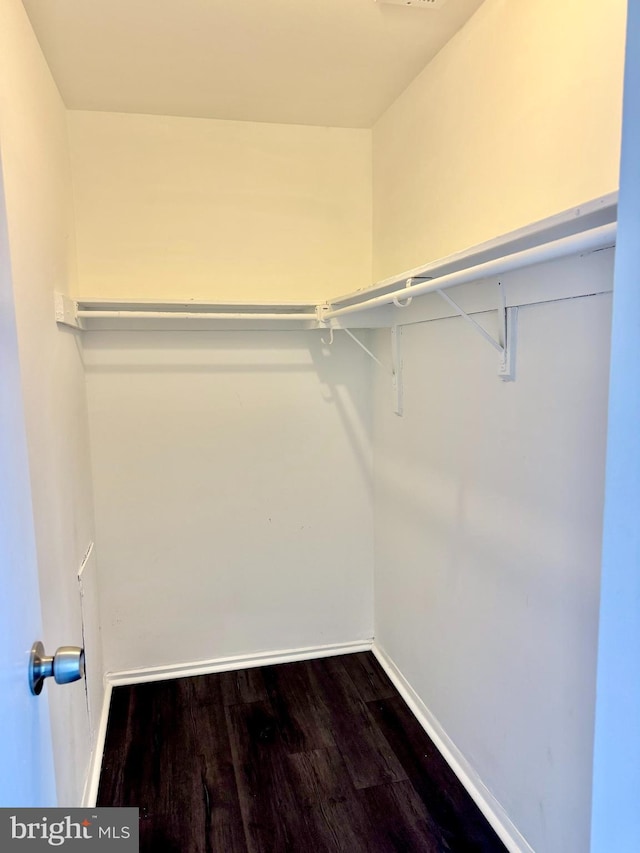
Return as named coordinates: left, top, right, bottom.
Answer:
left=98, top=652, right=507, bottom=852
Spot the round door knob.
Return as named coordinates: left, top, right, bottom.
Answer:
left=29, top=641, right=85, bottom=695
left=53, top=646, right=85, bottom=685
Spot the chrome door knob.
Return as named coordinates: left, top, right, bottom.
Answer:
left=29, top=641, right=85, bottom=696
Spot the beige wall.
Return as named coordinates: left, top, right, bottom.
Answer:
left=67, top=111, right=372, bottom=302
left=0, top=0, right=102, bottom=804
left=373, top=0, right=626, bottom=280
left=371, top=1, right=626, bottom=848
left=66, top=0, right=626, bottom=302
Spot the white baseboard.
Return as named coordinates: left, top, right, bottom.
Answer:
left=81, top=681, right=113, bottom=808
left=106, top=638, right=374, bottom=687
left=371, top=643, right=534, bottom=853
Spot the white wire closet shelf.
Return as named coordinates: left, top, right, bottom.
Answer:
left=56, top=192, right=617, bottom=334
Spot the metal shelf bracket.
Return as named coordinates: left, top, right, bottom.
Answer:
left=321, top=325, right=404, bottom=416
left=342, top=327, right=405, bottom=415
left=436, top=282, right=518, bottom=382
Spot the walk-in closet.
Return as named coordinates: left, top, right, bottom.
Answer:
left=1, top=1, right=637, bottom=851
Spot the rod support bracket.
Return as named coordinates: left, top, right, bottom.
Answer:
left=316, top=304, right=331, bottom=326
left=436, top=282, right=518, bottom=381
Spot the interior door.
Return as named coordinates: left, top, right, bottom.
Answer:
left=0, top=162, right=56, bottom=805
left=591, top=2, right=640, bottom=848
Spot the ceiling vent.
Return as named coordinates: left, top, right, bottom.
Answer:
left=376, top=0, right=450, bottom=7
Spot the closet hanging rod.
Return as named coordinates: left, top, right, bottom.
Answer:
left=76, top=310, right=316, bottom=321
left=323, top=222, right=616, bottom=321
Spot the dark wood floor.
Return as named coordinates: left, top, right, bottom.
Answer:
left=98, top=652, right=507, bottom=852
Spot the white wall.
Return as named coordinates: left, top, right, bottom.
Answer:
left=0, top=0, right=103, bottom=805
left=67, top=111, right=372, bottom=303
left=373, top=0, right=626, bottom=280
left=83, top=330, right=373, bottom=674
left=372, top=253, right=613, bottom=852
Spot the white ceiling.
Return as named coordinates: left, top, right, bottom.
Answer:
left=22, top=0, right=483, bottom=128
